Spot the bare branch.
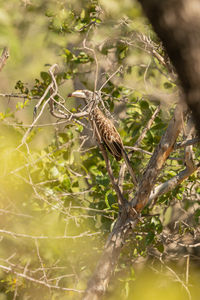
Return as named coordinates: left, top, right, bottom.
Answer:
left=0, top=208, right=32, bottom=219
left=174, top=137, right=200, bottom=149
left=160, top=259, right=191, bottom=300
left=0, top=93, right=39, bottom=100
left=134, top=105, right=161, bottom=147
left=184, top=117, right=196, bottom=169
left=99, top=65, right=123, bottom=92
left=0, top=229, right=100, bottom=240
left=132, top=104, right=186, bottom=211
left=118, top=105, right=160, bottom=191
left=19, top=64, right=59, bottom=146
left=82, top=212, right=136, bottom=300
left=136, top=33, right=176, bottom=81
left=148, top=163, right=200, bottom=205
left=83, top=38, right=99, bottom=91
left=185, top=255, right=190, bottom=286
left=0, top=47, right=9, bottom=72
left=35, top=239, right=49, bottom=288
left=178, top=242, right=200, bottom=248
left=0, top=264, right=83, bottom=294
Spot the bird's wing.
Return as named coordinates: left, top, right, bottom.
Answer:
left=93, top=107, right=123, bottom=160
left=101, top=121, right=123, bottom=160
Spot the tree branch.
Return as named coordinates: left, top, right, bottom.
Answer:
left=0, top=47, right=9, bottom=72
left=134, top=105, right=161, bottom=147
left=148, top=163, right=200, bottom=205
left=82, top=210, right=135, bottom=300
left=0, top=264, right=83, bottom=294
left=174, top=137, right=200, bottom=149
left=132, top=104, right=186, bottom=211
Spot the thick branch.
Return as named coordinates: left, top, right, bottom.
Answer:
left=149, top=164, right=200, bottom=204
left=118, top=104, right=160, bottom=190
left=82, top=211, right=135, bottom=300
left=132, top=104, right=185, bottom=211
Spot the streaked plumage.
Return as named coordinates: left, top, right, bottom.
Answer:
left=68, top=90, right=123, bottom=161
left=92, top=107, right=123, bottom=160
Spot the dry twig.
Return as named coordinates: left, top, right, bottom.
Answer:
left=0, top=47, right=9, bottom=72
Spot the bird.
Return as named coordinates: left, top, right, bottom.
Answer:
left=68, top=89, right=137, bottom=184
left=68, top=89, right=123, bottom=161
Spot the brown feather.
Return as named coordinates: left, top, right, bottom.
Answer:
left=92, top=107, right=123, bottom=160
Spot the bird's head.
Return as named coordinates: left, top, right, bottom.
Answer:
left=68, top=90, right=95, bottom=103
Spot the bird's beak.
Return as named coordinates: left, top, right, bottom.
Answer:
left=68, top=90, right=86, bottom=99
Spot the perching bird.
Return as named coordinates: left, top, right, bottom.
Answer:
left=68, top=89, right=123, bottom=161
left=68, top=89, right=137, bottom=184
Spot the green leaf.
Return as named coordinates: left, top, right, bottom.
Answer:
left=145, top=232, right=155, bottom=245
left=105, top=191, right=111, bottom=209
left=140, top=100, right=149, bottom=110
left=40, top=71, right=51, bottom=82
left=164, top=82, right=173, bottom=89
left=155, top=242, right=164, bottom=253
left=194, top=209, right=200, bottom=223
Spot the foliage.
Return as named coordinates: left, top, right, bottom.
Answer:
left=0, top=0, right=199, bottom=299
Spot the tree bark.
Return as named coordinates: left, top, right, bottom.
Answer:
left=138, top=0, right=200, bottom=133
left=82, top=210, right=133, bottom=300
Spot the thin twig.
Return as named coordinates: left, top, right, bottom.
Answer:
left=0, top=264, right=83, bottom=293
left=20, top=65, right=58, bottom=146
left=122, top=149, right=138, bottom=185
left=99, top=65, right=123, bottom=92
left=83, top=38, right=99, bottom=91
left=160, top=259, right=191, bottom=300
left=174, top=137, right=200, bottom=149
left=0, top=229, right=100, bottom=239
left=35, top=239, right=49, bottom=285
left=185, top=255, right=190, bottom=286
left=134, top=105, right=161, bottom=147
left=0, top=93, right=39, bottom=99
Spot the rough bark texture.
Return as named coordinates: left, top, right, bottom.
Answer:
left=132, top=105, right=184, bottom=211
left=148, top=164, right=199, bottom=204
left=83, top=211, right=133, bottom=300
left=138, top=0, right=200, bottom=133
